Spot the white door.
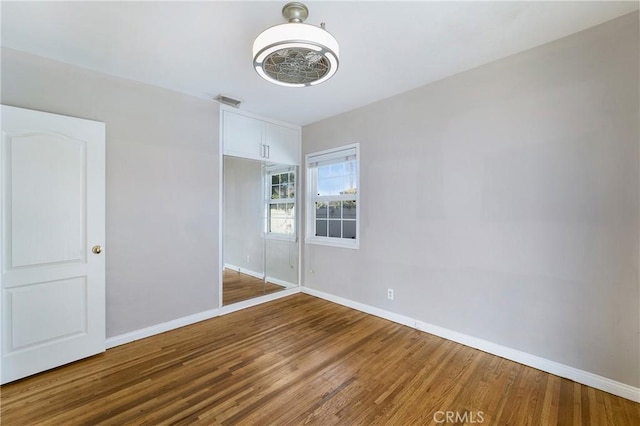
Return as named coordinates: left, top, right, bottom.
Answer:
left=0, top=105, right=105, bottom=384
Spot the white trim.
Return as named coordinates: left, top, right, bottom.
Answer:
left=305, top=143, right=359, bottom=161
left=301, top=286, right=640, bottom=403
left=302, top=287, right=416, bottom=327
left=305, top=236, right=359, bottom=249
left=265, top=233, right=297, bottom=242
left=107, top=288, right=302, bottom=349
left=306, top=147, right=357, bottom=167
left=218, top=287, right=300, bottom=316
left=106, top=307, right=220, bottom=349
left=224, top=263, right=263, bottom=280
left=297, top=161, right=302, bottom=289
left=218, top=104, right=225, bottom=310
left=265, top=276, right=298, bottom=289
left=219, top=104, right=300, bottom=131
left=224, top=264, right=297, bottom=288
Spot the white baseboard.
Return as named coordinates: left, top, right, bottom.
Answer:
left=224, top=263, right=263, bottom=280
left=301, top=287, right=640, bottom=403
left=106, top=287, right=301, bottom=349
left=106, top=307, right=220, bottom=349
left=225, top=263, right=297, bottom=289
left=266, top=276, right=297, bottom=289
left=218, top=287, right=300, bottom=315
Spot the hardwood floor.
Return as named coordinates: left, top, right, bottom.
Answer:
left=222, top=268, right=285, bottom=306
left=1, top=294, right=638, bottom=425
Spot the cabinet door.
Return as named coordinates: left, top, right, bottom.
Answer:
left=265, top=123, right=300, bottom=165
left=223, top=111, right=264, bottom=161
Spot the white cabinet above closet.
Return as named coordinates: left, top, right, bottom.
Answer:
left=222, top=111, right=264, bottom=161
left=222, top=108, right=301, bottom=165
left=264, top=122, right=300, bottom=165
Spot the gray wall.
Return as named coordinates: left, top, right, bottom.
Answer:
left=1, top=48, right=221, bottom=337
left=302, top=12, right=639, bottom=387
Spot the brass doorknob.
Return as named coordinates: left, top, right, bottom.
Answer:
left=92, top=245, right=102, bottom=254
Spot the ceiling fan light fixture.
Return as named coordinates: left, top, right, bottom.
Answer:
left=253, top=2, right=340, bottom=87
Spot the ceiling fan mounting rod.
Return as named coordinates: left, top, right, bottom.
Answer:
left=282, top=2, right=309, bottom=23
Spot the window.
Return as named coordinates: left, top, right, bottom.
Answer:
left=266, top=167, right=296, bottom=238
left=306, top=144, right=359, bottom=248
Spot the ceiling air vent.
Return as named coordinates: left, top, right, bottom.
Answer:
left=214, top=95, right=242, bottom=108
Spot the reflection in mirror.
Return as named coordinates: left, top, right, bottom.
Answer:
left=223, top=156, right=298, bottom=306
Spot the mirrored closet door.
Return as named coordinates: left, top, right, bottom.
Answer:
left=222, top=155, right=298, bottom=306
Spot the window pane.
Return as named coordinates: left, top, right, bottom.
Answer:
left=285, top=221, right=294, bottom=234
left=329, top=201, right=341, bottom=219
left=343, top=177, right=357, bottom=195
left=317, top=177, right=344, bottom=196
left=329, top=220, right=341, bottom=238
left=315, top=220, right=328, bottom=237
left=280, top=216, right=294, bottom=234
left=343, top=220, right=356, bottom=239
left=330, top=163, right=344, bottom=177
left=269, top=203, right=295, bottom=234
left=316, top=161, right=358, bottom=196
left=345, top=161, right=357, bottom=194
left=271, top=218, right=286, bottom=233
left=270, top=171, right=296, bottom=200
left=343, top=201, right=356, bottom=219
left=315, top=202, right=328, bottom=218
left=318, top=163, right=350, bottom=179
left=268, top=205, right=280, bottom=233
left=316, top=177, right=334, bottom=196
left=318, top=164, right=332, bottom=179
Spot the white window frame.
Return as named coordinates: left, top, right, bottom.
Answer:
left=265, top=165, right=297, bottom=241
left=305, top=143, right=360, bottom=249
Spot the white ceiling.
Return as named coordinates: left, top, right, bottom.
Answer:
left=2, top=1, right=638, bottom=126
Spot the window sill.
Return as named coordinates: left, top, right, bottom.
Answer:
left=305, top=236, right=359, bottom=249
left=265, top=233, right=298, bottom=242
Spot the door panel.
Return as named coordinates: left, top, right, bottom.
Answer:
left=1, top=105, right=105, bottom=384
left=9, top=132, right=86, bottom=267
left=8, top=277, right=86, bottom=350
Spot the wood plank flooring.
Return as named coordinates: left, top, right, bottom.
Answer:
left=222, top=269, right=285, bottom=306
left=1, top=294, right=638, bottom=425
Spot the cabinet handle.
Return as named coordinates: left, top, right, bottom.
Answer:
left=266, top=145, right=270, bottom=159
left=261, top=144, right=265, bottom=158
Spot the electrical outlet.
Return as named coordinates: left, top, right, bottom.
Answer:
left=246, top=255, right=250, bottom=264
left=387, top=289, right=394, bottom=300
